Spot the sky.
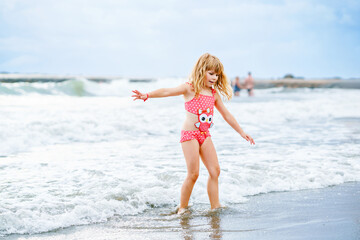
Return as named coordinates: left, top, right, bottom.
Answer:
left=0, top=0, right=359, bottom=78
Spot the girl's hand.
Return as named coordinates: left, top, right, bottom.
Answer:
left=132, top=90, right=148, bottom=101
left=241, top=132, right=255, bottom=145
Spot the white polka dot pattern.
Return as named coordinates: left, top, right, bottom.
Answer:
left=180, top=130, right=211, bottom=145
left=185, top=91, right=216, bottom=115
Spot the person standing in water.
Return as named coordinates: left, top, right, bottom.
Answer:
left=132, top=53, right=255, bottom=214
left=244, top=72, right=254, bottom=96
left=232, top=76, right=242, bottom=96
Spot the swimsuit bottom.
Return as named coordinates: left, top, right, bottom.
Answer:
left=180, top=130, right=211, bottom=145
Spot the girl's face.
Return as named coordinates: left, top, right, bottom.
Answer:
left=205, top=70, right=219, bottom=88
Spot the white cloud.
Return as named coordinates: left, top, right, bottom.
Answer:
left=0, top=0, right=359, bottom=77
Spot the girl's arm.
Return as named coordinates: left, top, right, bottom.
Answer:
left=214, top=92, right=255, bottom=145
left=132, top=83, right=187, bottom=101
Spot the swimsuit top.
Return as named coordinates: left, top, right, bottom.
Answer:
left=185, top=82, right=216, bottom=132
left=185, top=82, right=216, bottom=115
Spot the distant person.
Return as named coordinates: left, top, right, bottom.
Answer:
left=232, top=76, right=242, bottom=96
left=244, top=72, right=254, bottom=96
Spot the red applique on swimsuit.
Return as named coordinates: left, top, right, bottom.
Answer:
left=180, top=82, right=216, bottom=145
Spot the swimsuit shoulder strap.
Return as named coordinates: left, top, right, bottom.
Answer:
left=212, top=88, right=216, bottom=96
left=186, top=81, right=194, bottom=90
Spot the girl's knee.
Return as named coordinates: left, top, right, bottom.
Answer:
left=187, top=172, right=199, bottom=182
left=210, top=166, right=220, bottom=178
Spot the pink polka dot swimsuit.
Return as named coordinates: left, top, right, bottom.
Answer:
left=180, top=82, right=216, bottom=145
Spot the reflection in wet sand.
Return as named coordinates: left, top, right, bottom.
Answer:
left=179, top=210, right=222, bottom=240
left=209, top=212, right=222, bottom=239
left=180, top=215, right=193, bottom=240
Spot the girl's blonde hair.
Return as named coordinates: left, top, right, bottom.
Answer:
left=189, top=53, right=233, bottom=100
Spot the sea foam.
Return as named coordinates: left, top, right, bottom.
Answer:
left=1, top=79, right=359, bottom=236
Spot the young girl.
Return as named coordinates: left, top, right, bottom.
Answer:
left=132, top=53, right=255, bottom=214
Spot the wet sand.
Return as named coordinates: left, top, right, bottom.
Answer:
left=8, top=182, right=360, bottom=240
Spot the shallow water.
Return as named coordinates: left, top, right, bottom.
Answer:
left=1, top=78, right=360, bottom=236
left=6, top=182, right=360, bottom=240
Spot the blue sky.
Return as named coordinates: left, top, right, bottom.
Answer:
left=0, top=0, right=359, bottom=78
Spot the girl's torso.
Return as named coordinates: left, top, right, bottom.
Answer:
left=182, top=82, right=216, bottom=131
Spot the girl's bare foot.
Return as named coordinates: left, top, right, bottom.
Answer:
left=177, top=207, right=187, bottom=215
left=175, top=205, right=188, bottom=215
left=211, top=204, right=226, bottom=210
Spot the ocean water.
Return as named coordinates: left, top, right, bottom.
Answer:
left=0, top=78, right=359, bottom=237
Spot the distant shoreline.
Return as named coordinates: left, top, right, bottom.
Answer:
left=0, top=73, right=118, bottom=83
left=255, top=78, right=360, bottom=89
left=1, top=73, right=359, bottom=88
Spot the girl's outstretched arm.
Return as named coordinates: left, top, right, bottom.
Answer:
left=132, top=83, right=187, bottom=101
left=214, top=92, right=255, bottom=145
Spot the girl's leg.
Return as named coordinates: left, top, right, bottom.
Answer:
left=199, top=137, right=221, bottom=209
left=179, top=139, right=200, bottom=211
